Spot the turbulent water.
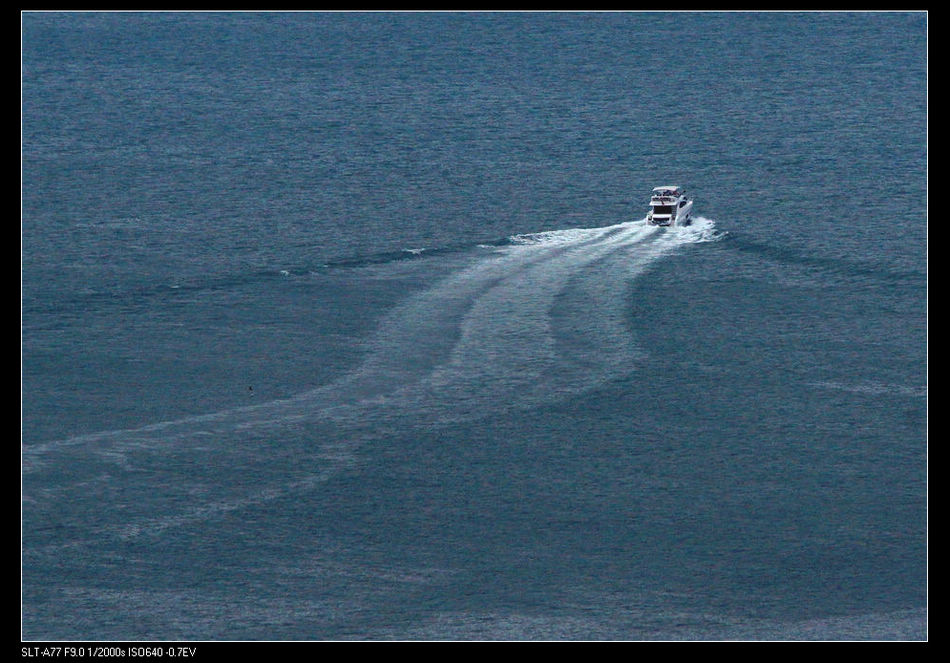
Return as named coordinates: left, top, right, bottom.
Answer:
left=22, top=12, right=926, bottom=641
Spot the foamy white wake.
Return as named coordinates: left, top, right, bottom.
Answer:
left=23, top=217, right=721, bottom=543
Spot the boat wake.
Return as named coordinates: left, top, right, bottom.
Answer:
left=23, top=217, right=722, bottom=545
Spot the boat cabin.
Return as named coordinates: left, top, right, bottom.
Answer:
left=650, top=186, right=686, bottom=216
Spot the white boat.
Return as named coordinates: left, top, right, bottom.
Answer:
left=646, top=185, right=693, bottom=226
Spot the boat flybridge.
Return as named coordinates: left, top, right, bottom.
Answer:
left=647, top=185, right=693, bottom=226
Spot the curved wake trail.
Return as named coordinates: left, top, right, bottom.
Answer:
left=23, top=218, right=720, bottom=546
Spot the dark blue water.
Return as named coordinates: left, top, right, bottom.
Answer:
left=22, top=12, right=927, bottom=641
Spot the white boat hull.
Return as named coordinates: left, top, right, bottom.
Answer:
left=648, top=199, right=693, bottom=226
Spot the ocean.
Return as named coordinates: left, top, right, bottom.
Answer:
left=21, top=11, right=927, bottom=641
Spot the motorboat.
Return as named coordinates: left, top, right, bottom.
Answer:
left=647, top=185, right=693, bottom=226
